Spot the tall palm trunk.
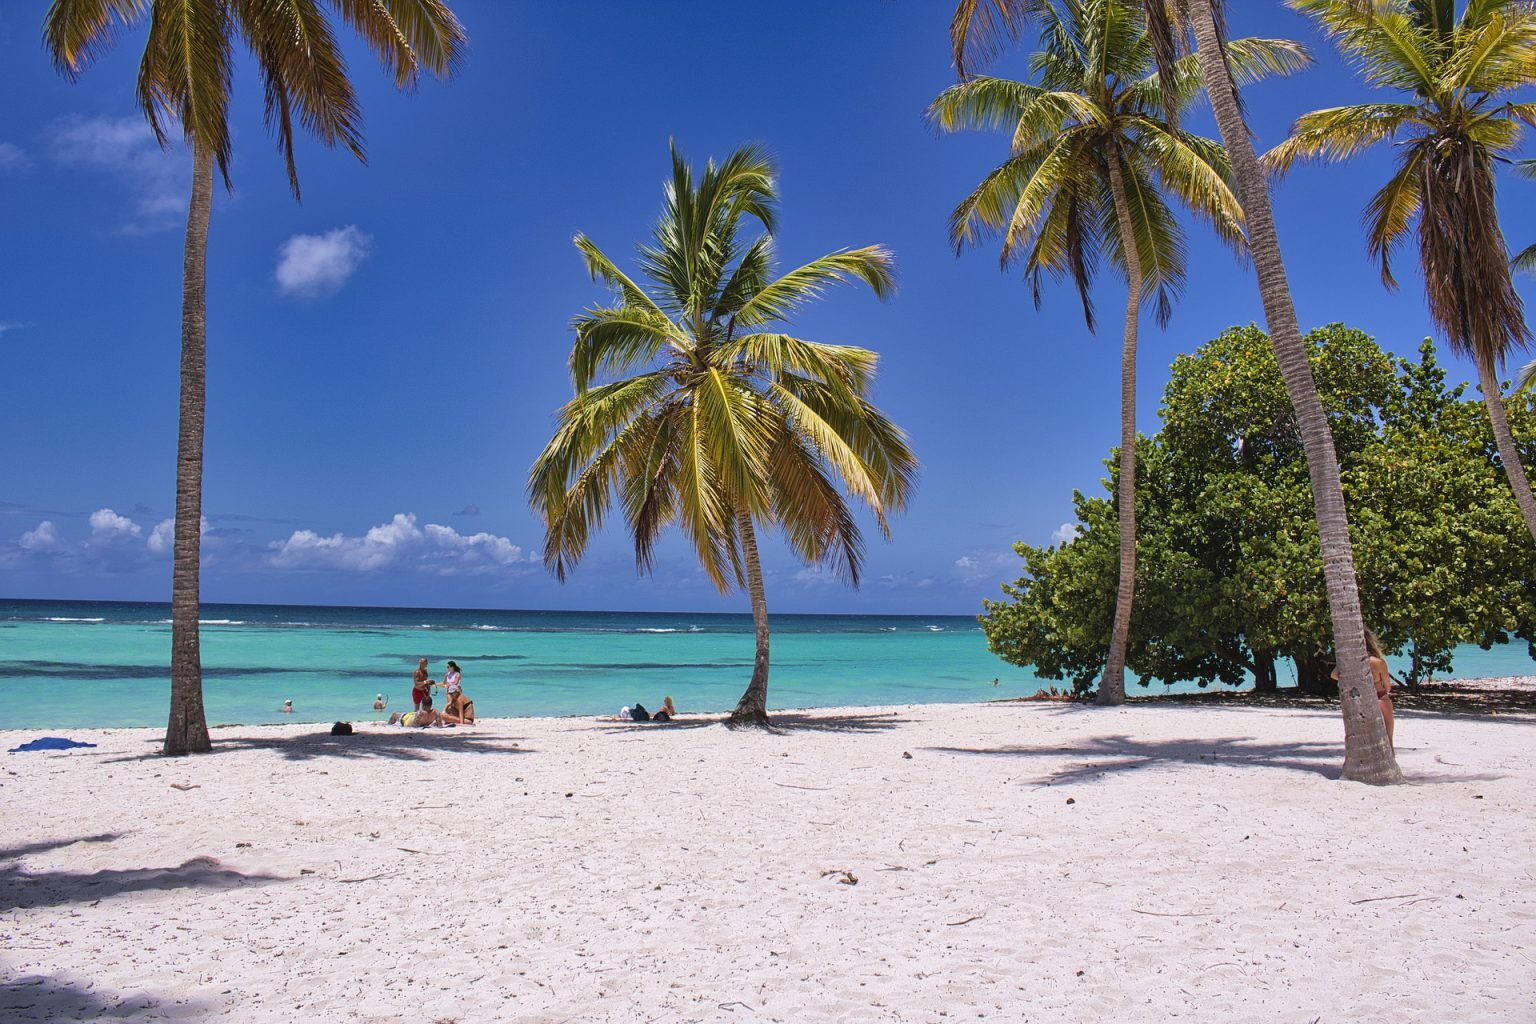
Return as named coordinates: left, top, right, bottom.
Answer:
left=1474, top=350, right=1536, bottom=542
left=164, top=144, right=214, bottom=757
left=1192, top=3, right=1401, bottom=784
left=1098, top=153, right=1142, bottom=707
left=729, top=509, right=772, bottom=726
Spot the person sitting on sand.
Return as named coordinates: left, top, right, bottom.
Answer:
left=653, top=696, right=677, bottom=722
left=1332, top=629, right=1395, bottom=748
left=412, top=659, right=431, bottom=711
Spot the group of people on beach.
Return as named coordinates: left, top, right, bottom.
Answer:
left=384, top=658, right=475, bottom=727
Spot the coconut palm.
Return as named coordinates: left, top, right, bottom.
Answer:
left=927, top=0, right=1306, bottom=704
left=45, top=0, right=466, bottom=755
left=529, top=145, right=918, bottom=725
left=1267, top=0, right=1536, bottom=544
left=950, top=0, right=1403, bottom=782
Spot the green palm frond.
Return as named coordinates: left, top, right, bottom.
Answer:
left=1284, top=0, right=1535, bottom=365
left=44, top=0, right=149, bottom=77
left=531, top=145, right=915, bottom=595
left=1516, top=358, right=1536, bottom=392
left=1264, top=102, right=1421, bottom=174
left=731, top=246, right=896, bottom=327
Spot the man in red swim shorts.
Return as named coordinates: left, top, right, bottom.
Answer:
left=412, top=658, right=432, bottom=711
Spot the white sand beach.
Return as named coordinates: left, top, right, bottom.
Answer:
left=3, top=700, right=1533, bottom=1023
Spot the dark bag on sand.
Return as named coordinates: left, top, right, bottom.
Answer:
left=653, top=710, right=671, bottom=722
left=330, top=721, right=354, bottom=736
left=630, top=703, right=651, bottom=722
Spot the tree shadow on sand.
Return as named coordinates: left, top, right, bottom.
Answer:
left=929, top=734, right=1347, bottom=783
left=589, top=710, right=911, bottom=735
left=928, top=733, right=1507, bottom=785
left=103, top=729, right=535, bottom=764
left=0, top=834, right=284, bottom=912
left=0, top=973, right=211, bottom=1023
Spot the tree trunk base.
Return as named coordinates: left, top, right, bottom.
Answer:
left=1341, top=758, right=1406, bottom=785
left=1094, top=688, right=1127, bottom=707
left=727, top=706, right=772, bottom=728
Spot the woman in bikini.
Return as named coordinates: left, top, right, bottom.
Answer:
left=1332, top=629, right=1395, bottom=748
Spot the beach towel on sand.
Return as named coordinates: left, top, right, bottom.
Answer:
left=8, top=737, right=98, bottom=753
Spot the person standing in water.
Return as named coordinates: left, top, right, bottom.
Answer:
left=412, top=659, right=431, bottom=712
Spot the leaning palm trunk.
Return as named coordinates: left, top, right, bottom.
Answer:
left=1098, top=153, right=1142, bottom=707
left=1191, top=3, right=1400, bottom=784
left=1475, top=351, right=1536, bottom=542
left=165, top=145, right=215, bottom=756
left=730, top=510, right=772, bottom=726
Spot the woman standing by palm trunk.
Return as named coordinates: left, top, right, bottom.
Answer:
left=45, top=0, right=467, bottom=755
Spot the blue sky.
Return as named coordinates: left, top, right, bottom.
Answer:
left=1, top=1, right=1532, bottom=615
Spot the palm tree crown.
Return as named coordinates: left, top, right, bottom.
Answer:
left=529, top=144, right=918, bottom=595
left=1267, top=0, right=1536, bottom=364
left=45, top=0, right=466, bottom=195
left=928, top=0, right=1304, bottom=328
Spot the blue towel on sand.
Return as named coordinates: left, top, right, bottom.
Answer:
left=8, top=737, right=98, bottom=753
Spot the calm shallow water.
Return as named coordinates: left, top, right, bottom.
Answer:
left=3, top=599, right=1531, bottom=728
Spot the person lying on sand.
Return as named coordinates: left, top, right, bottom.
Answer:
left=388, top=696, right=456, bottom=728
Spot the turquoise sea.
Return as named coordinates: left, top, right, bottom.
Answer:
left=3, top=599, right=1532, bottom=728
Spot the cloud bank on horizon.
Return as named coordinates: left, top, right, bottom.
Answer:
left=4, top=508, right=533, bottom=579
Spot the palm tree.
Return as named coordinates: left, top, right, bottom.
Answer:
left=1267, top=0, right=1536, bottom=544
left=529, top=145, right=918, bottom=726
left=950, top=0, right=1403, bottom=782
left=46, top=0, right=467, bottom=755
left=928, top=0, right=1303, bottom=705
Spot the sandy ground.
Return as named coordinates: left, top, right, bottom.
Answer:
left=2, top=700, right=1533, bottom=1024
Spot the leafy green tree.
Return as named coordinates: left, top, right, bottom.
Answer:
left=529, top=145, right=918, bottom=725
left=927, top=0, right=1303, bottom=705
left=45, top=1, right=467, bottom=755
left=1269, top=0, right=1536, bottom=545
left=983, top=325, right=1536, bottom=692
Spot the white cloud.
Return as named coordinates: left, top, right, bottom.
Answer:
left=274, top=226, right=372, bottom=298
left=1051, top=522, right=1081, bottom=545
left=268, top=513, right=533, bottom=576
left=89, top=508, right=142, bottom=539
left=0, top=143, right=28, bottom=172
left=147, top=518, right=174, bottom=554
left=146, top=516, right=211, bottom=554
left=49, top=117, right=187, bottom=233
left=954, top=555, right=979, bottom=570
left=19, top=521, right=60, bottom=552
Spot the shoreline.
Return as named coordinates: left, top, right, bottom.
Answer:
left=21, top=674, right=1534, bottom=734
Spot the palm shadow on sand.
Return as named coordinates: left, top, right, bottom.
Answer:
left=103, top=729, right=535, bottom=764
left=929, top=734, right=1347, bottom=783
left=0, top=833, right=283, bottom=912
left=929, top=733, right=1507, bottom=785
left=0, top=974, right=211, bottom=1023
